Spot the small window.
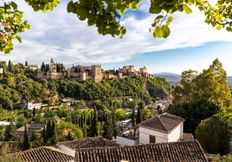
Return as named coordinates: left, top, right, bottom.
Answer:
left=150, top=135, right=156, bottom=143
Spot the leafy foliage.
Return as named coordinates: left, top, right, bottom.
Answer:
left=209, top=154, right=232, bottom=162
left=0, top=1, right=30, bottom=53
left=173, top=59, right=232, bottom=110
left=168, top=99, right=220, bottom=133
left=1, top=122, right=19, bottom=141
left=195, top=115, right=229, bottom=154
left=24, top=0, right=60, bottom=12
left=56, top=120, right=83, bottom=142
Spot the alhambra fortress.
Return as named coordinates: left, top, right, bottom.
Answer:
left=36, top=59, right=153, bottom=82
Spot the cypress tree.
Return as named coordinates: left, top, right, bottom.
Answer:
left=136, top=102, right=143, bottom=124
left=7, top=60, right=14, bottom=72
left=131, top=107, right=135, bottom=127
left=103, top=114, right=113, bottom=140
left=22, top=124, right=30, bottom=150
left=52, top=122, right=58, bottom=145
left=41, top=62, right=45, bottom=72
left=25, top=61, right=28, bottom=66
left=111, top=105, right=117, bottom=137
left=89, top=108, right=97, bottom=137
left=32, top=108, right=36, bottom=117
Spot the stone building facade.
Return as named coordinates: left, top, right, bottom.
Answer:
left=37, top=59, right=151, bottom=82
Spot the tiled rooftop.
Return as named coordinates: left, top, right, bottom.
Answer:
left=58, top=137, right=119, bottom=150
left=75, top=140, right=208, bottom=162
left=139, top=113, right=185, bottom=133
left=1, top=146, right=73, bottom=162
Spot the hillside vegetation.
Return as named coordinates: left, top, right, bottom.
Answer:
left=0, top=61, right=171, bottom=109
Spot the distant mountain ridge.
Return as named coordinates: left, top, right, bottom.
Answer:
left=154, top=72, right=232, bottom=87
left=153, top=73, right=181, bottom=85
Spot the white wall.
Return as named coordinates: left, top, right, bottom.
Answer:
left=0, top=121, right=10, bottom=126
left=139, top=127, right=168, bottom=144
left=168, top=123, right=183, bottom=142
left=139, top=122, right=183, bottom=144
left=116, top=136, right=139, bottom=146
left=57, top=144, right=76, bottom=157
left=27, top=103, right=42, bottom=110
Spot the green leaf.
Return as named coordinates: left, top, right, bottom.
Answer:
left=15, top=36, right=22, bottom=43
left=183, top=4, right=192, bottom=14
left=10, top=1, right=18, bottom=10
left=161, top=25, right=170, bottom=38
left=67, top=1, right=74, bottom=13
left=153, top=27, right=163, bottom=38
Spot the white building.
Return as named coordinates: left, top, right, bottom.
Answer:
left=116, top=113, right=185, bottom=146
left=138, top=113, right=184, bottom=144
left=116, top=128, right=139, bottom=146
left=0, top=121, right=10, bottom=126
left=27, top=102, right=42, bottom=110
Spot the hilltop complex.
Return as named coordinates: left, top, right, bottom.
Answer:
left=36, top=59, right=152, bottom=82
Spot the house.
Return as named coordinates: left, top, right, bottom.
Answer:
left=0, top=146, right=74, bottom=162
left=0, top=121, right=10, bottom=126
left=26, top=101, right=42, bottom=110
left=17, top=124, right=44, bottom=139
left=116, top=128, right=139, bottom=146
left=138, top=113, right=184, bottom=144
left=116, top=113, right=185, bottom=146
left=75, top=140, right=208, bottom=162
left=16, top=101, right=42, bottom=110
left=61, top=98, right=80, bottom=107
left=57, top=137, right=119, bottom=157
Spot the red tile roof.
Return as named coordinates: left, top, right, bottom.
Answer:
left=139, top=113, right=185, bottom=133
left=75, top=140, right=208, bottom=162
left=58, top=137, right=119, bottom=150
left=1, top=146, right=73, bottom=162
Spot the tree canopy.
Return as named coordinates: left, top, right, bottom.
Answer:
left=173, top=59, right=232, bottom=110
left=0, top=0, right=232, bottom=53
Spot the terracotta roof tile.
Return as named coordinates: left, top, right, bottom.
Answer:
left=75, top=140, right=208, bottom=162
left=58, top=137, right=119, bottom=150
left=139, top=113, right=185, bottom=133
left=1, top=146, right=73, bottom=162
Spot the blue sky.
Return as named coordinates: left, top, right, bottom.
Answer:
left=103, top=41, right=232, bottom=75
left=0, top=0, right=232, bottom=75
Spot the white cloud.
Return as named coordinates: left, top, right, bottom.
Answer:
left=0, top=0, right=232, bottom=67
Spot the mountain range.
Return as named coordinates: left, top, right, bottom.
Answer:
left=154, top=72, right=232, bottom=87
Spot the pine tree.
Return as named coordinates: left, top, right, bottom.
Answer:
left=22, top=124, right=30, bottom=150
left=103, top=114, right=113, bottom=140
